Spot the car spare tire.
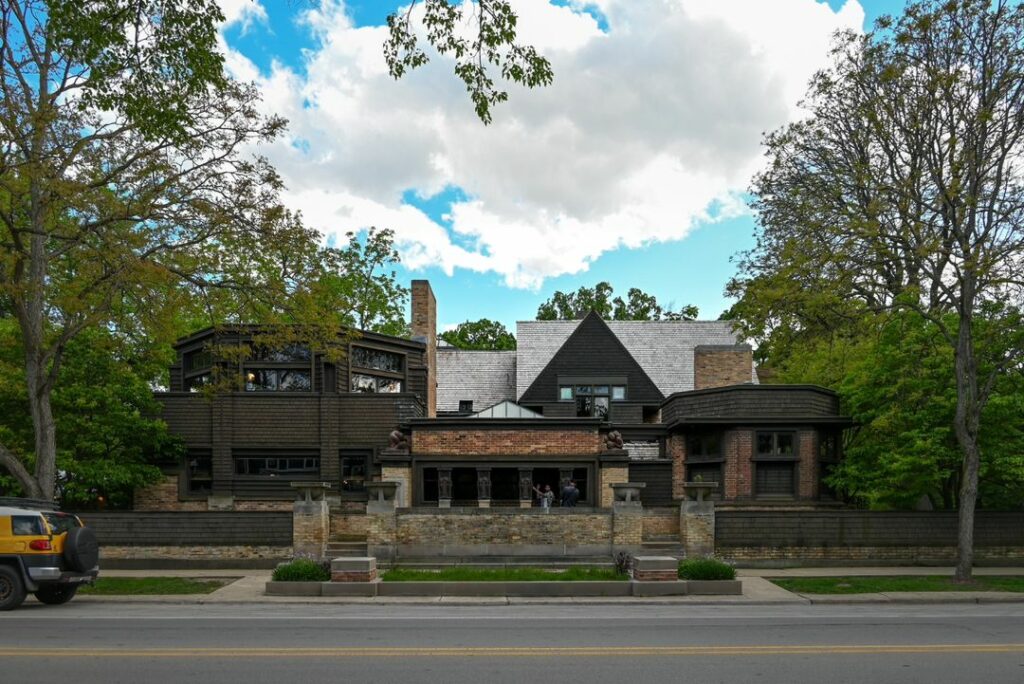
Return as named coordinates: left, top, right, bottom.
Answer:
left=63, top=526, right=99, bottom=573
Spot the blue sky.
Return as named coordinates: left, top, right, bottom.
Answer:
left=221, top=0, right=907, bottom=331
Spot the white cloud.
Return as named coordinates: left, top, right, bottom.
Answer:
left=219, top=0, right=269, bottom=33
left=223, top=0, right=864, bottom=289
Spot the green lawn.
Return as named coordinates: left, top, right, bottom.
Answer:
left=381, top=567, right=626, bottom=582
left=770, top=575, right=1024, bottom=594
left=78, top=577, right=233, bottom=595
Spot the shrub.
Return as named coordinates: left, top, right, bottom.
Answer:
left=678, top=557, right=736, bottom=581
left=613, top=552, right=635, bottom=577
left=272, top=558, right=330, bottom=582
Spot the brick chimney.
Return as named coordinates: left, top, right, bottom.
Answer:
left=411, top=280, right=436, bottom=417
left=693, top=345, right=753, bottom=390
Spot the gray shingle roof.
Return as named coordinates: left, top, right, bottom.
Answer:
left=515, top=319, right=754, bottom=399
left=436, top=349, right=516, bottom=412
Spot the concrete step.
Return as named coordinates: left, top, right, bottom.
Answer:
left=326, top=541, right=369, bottom=558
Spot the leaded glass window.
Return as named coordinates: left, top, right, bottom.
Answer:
left=351, top=347, right=403, bottom=373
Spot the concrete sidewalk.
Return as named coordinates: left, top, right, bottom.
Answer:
left=76, top=566, right=1024, bottom=606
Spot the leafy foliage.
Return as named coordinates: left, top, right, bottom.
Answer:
left=439, top=318, right=515, bottom=350
left=677, top=557, right=736, bottom=581
left=384, top=0, right=553, bottom=124
left=0, top=320, right=180, bottom=507
left=536, top=282, right=699, bottom=321
left=272, top=558, right=331, bottom=582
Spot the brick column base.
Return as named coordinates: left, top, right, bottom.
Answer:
left=680, top=499, right=715, bottom=557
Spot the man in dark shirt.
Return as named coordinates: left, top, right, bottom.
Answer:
left=562, top=480, right=579, bottom=507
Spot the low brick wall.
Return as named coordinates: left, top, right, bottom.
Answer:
left=331, top=513, right=370, bottom=538
left=642, top=508, right=679, bottom=540
left=717, top=511, right=1024, bottom=566
left=133, top=477, right=207, bottom=511
left=101, top=544, right=291, bottom=563
left=389, top=508, right=616, bottom=557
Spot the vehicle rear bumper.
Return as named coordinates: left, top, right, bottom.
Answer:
left=27, top=566, right=99, bottom=584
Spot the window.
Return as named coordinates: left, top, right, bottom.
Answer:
left=340, top=451, right=370, bottom=493
left=561, top=384, right=625, bottom=418
left=11, top=515, right=44, bottom=536
left=819, top=431, right=841, bottom=500
left=185, top=451, right=213, bottom=494
left=245, top=369, right=312, bottom=392
left=350, top=346, right=404, bottom=394
left=351, top=347, right=402, bottom=373
left=687, top=462, right=723, bottom=486
left=185, top=373, right=212, bottom=392
left=234, top=455, right=320, bottom=477
left=243, top=344, right=313, bottom=393
left=41, top=512, right=81, bottom=534
left=687, top=431, right=723, bottom=460
left=756, top=431, right=795, bottom=457
left=183, top=348, right=214, bottom=392
left=458, top=400, right=474, bottom=413
left=351, top=373, right=402, bottom=393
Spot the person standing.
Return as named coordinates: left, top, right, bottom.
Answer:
left=533, top=484, right=554, bottom=511
left=561, top=480, right=579, bottom=508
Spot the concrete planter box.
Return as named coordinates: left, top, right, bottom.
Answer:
left=631, top=581, right=689, bottom=597
left=265, top=581, right=322, bottom=596
left=684, top=580, right=742, bottom=595
left=321, top=582, right=378, bottom=597
left=377, top=581, right=632, bottom=597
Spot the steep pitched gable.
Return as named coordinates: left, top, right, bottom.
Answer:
left=519, top=312, right=664, bottom=404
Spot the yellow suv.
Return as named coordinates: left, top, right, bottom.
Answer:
left=0, top=504, right=99, bottom=610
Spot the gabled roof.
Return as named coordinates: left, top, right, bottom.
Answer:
left=435, top=349, right=516, bottom=412
left=471, top=401, right=542, bottom=419
left=519, top=312, right=664, bottom=404
left=516, top=318, right=751, bottom=399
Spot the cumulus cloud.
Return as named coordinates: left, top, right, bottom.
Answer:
left=222, top=0, right=864, bottom=288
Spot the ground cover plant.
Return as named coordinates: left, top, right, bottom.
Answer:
left=78, top=577, right=230, bottom=595
left=381, top=567, right=626, bottom=582
left=677, top=558, right=736, bottom=581
left=770, top=576, right=1024, bottom=594
left=271, top=558, right=331, bottom=582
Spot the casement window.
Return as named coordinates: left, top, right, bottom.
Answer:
left=818, top=431, right=841, bottom=500
left=185, top=450, right=213, bottom=494
left=350, top=346, right=404, bottom=393
left=686, top=431, right=723, bottom=460
left=244, top=345, right=313, bottom=392
left=686, top=462, right=723, bottom=486
left=754, top=431, right=797, bottom=497
left=233, top=454, right=320, bottom=477
left=340, top=450, right=370, bottom=493
left=183, top=349, right=214, bottom=393
left=558, top=384, right=627, bottom=419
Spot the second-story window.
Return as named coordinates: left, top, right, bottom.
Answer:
left=244, top=344, right=313, bottom=392
left=350, top=346, right=404, bottom=393
left=559, top=384, right=626, bottom=419
left=183, top=349, right=213, bottom=393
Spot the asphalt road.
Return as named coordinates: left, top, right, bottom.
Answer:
left=2, top=602, right=1024, bottom=684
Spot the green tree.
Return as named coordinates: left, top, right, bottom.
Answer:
left=537, top=282, right=698, bottom=321
left=440, top=319, right=516, bottom=350
left=384, top=0, right=553, bottom=124
left=731, top=0, right=1024, bottom=580
left=0, top=320, right=181, bottom=507
left=0, top=1, right=336, bottom=500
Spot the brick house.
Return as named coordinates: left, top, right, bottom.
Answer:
left=140, top=280, right=851, bottom=535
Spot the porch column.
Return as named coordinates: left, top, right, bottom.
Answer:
left=437, top=468, right=452, bottom=508
left=518, top=467, right=533, bottom=508
left=476, top=467, right=492, bottom=508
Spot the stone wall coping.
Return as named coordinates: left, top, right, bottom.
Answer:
left=393, top=507, right=613, bottom=516
left=331, top=557, right=376, bottom=572
left=633, top=556, right=679, bottom=571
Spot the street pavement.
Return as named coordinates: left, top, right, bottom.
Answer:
left=2, top=602, right=1024, bottom=683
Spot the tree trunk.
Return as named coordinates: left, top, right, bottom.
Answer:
left=25, top=363, right=57, bottom=501
left=952, top=309, right=981, bottom=583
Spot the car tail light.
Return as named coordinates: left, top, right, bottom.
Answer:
left=28, top=539, right=52, bottom=551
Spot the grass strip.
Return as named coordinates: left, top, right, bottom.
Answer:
left=381, top=567, right=626, bottom=582
left=78, top=577, right=231, bottom=595
left=769, top=575, right=1024, bottom=594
